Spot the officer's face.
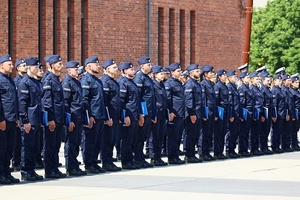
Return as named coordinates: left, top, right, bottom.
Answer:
left=106, top=64, right=118, bottom=76
left=37, top=68, right=44, bottom=78
left=164, top=72, right=170, bottom=80
left=89, top=63, right=101, bottom=74
left=251, top=77, right=259, bottom=86
left=274, top=78, right=282, bottom=87
left=68, top=68, right=79, bottom=78
left=228, top=75, right=237, bottom=83
left=262, top=77, right=271, bottom=87
left=52, top=61, right=64, bottom=72
left=0, top=61, right=13, bottom=74
left=142, top=63, right=152, bottom=74
left=29, top=65, right=39, bottom=76
left=283, top=78, right=292, bottom=87
left=124, top=67, right=135, bottom=79
left=17, top=63, right=27, bottom=73
left=190, top=69, right=200, bottom=79
left=292, top=80, right=299, bottom=89
left=172, top=68, right=182, bottom=79
left=155, top=72, right=165, bottom=82
left=219, top=74, right=227, bottom=82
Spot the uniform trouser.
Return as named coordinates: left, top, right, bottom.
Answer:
left=260, top=117, right=271, bottom=150
left=185, top=117, right=201, bottom=157
left=134, top=116, right=152, bottom=162
left=114, top=127, right=121, bottom=156
left=64, top=122, right=83, bottom=170
left=214, top=115, right=228, bottom=155
left=101, top=119, right=119, bottom=165
left=36, top=127, right=44, bottom=164
left=238, top=119, right=251, bottom=152
left=44, top=123, right=63, bottom=174
left=225, top=117, right=239, bottom=153
left=0, top=121, right=16, bottom=176
left=120, top=120, right=138, bottom=165
left=202, top=116, right=214, bottom=155
left=20, top=125, right=40, bottom=174
left=271, top=118, right=283, bottom=149
left=12, top=127, right=21, bottom=167
left=149, top=114, right=166, bottom=159
left=291, top=119, right=299, bottom=147
left=282, top=119, right=292, bottom=150
left=167, top=117, right=184, bottom=160
left=250, top=118, right=261, bottom=151
left=83, top=119, right=104, bottom=168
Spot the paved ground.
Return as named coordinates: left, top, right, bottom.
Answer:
left=1, top=148, right=300, bottom=200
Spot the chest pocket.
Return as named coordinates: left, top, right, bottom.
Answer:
left=52, top=83, right=63, bottom=103
left=0, top=82, right=10, bottom=95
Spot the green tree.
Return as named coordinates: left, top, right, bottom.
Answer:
left=250, top=0, right=300, bottom=75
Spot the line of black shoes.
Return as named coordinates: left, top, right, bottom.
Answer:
left=0, top=174, right=20, bottom=184
left=21, top=171, right=44, bottom=181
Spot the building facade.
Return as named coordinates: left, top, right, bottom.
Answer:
left=0, top=0, right=247, bottom=77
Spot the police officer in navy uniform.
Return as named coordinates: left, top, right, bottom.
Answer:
left=100, top=59, right=122, bottom=172
left=260, top=72, right=274, bottom=154
left=62, top=61, right=87, bottom=176
left=164, top=63, right=186, bottom=164
left=42, top=55, right=67, bottom=178
left=183, top=64, right=202, bottom=163
left=249, top=71, right=265, bottom=155
left=12, top=58, right=27, bottom=171
left=148, top=65, right=168, bottom=166
left=237, top=72, right=253, bottom=157
left=18, top=57, right=44, bottom=181
left=0, top=54, right=20, bottom=184
left=81, top=56, right=107, bottom=174
left=271, top=74, right=285, bottom=153
left=213, top=69, right=229, bottom=159
left=225, top=70, right=241, bottom=158
left=118, top=62, right=141, bottom=169
left=290, top=75, right=300, bottom=151
left=200, top=65, right=217, bottom=161
left=133, top=56, right=154, bottom=168
left=281, top=74, right=295, bottom=152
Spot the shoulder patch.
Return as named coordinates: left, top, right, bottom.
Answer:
left=82, top=85, right=90, bottom=89
left=63, top=88, right=71, bottom=92
left=136, top=83, right=143, bottom=87
left=215, top=91, right=219, bottom=94
left=185, top=89, right=192, bottom=92
left=120, top=89, right=127, bottom=93
left=20, top=90, right=29, bottom=94
left=43, top=85, right=51, bottom=90
left=165, top=87, right=170, bottom=89
left=103, top=87, right=110, bottom=91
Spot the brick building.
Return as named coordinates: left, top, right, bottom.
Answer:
left=0, top=0, right=247, bottom=78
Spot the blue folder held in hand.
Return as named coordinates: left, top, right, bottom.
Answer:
left=217, top=106, right=224, bottom=120
left=41, top=111, right=48, bottom=126
left=263, top=107, right=269, bottom=119
left=295, top=109, right=299, bottom=120
left=64, top=112, right=71, bottom=127
left=141, top=102, right=148, bottom=116
left=104, top=106, right=111, bottom=120
left=271, top=107, right=277, bottom=118
left=120, top=109, right=126, bottom=124
left=240, top=108, right=248, bottom=120
left=84, top=110, right=90, bottom=125
left=253, top=108, right=260, bottom=121
left=203, top=106, right=209, bottom=119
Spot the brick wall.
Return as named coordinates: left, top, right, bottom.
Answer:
left=0, top=0, right=246, bottom=78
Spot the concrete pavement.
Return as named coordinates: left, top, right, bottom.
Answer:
left=1, top=150, right=300, bottom=200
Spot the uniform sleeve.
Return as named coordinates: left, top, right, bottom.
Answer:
left=81, top=77, right=92, bottom=118
left=101, top=79, right=110, bottom=107
left=18, top=81, right=30, bottom=124
left=0, top=90, right=5, bottom=122
left=133, top=75, right=144, bottom=102
left=214, top=84, right=220, bottom=106
left=119, top=81, right=129, bottom=117
left=61, top=81, right=72, bottom=114
left=42, top=78, right=54, bottom=121
left=184, top=83, right=195, bottom=116
left=164, top=81, right=174, bottom=113
left=200, top=82, right=207, bottom=107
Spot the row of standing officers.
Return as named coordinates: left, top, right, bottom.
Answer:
left=0, top=54, right=299, bottom=184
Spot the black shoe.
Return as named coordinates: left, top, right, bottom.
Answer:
left=200, top=155, right=211, bottom=161
left=262, top=149, right=274, bottom=155
left=251, top=150, right=264, bottom=156
left=239, top=151, right=252, bottom=157
left=273, top=148, right=284, bottom=153
left=78, top=169, right=87, bottom=176
left=226, top=152, right=238, bottom=159
left=284, top=148, right=294, bottom=152
left=178, top=150, right=185, bottom=156
left=293, top=146, right=300, bottom=151
left=45, top=171, right=62, bottom=178
left=136, top=160, right=153, bottom=168
left=33, top=171, right=44, bottom=180
left=94, top=164, right=107, bottom=173
left=151, top=159, right=168, bottom=166
left=0, top=176, right=11, bottom=184
left=85, top=166, right=100, bottom=174
left=67, top=169, right=83, bottom=176
left=206, top=154, right=216, bottom=161
left=122, top=162, right=137, bottom=170
left=6, top=175, right=20, bottom=183
left=214, top=154, right=228, bottom=160
left=21, top=173, right=37, bottom=181
left=185, top=156, right=201, bottom=163
left=168, top=158, right=185, bottom=165
left=56, top=170, right=67, bottom=178
left=13, top=164, right=22, bottom=171
left=103, top=163, right=122, bottom=172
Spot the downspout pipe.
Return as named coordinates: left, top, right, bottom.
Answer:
left=147, top=0, right=151, bottom=57
left=242, top=0, right=253, bottom=64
